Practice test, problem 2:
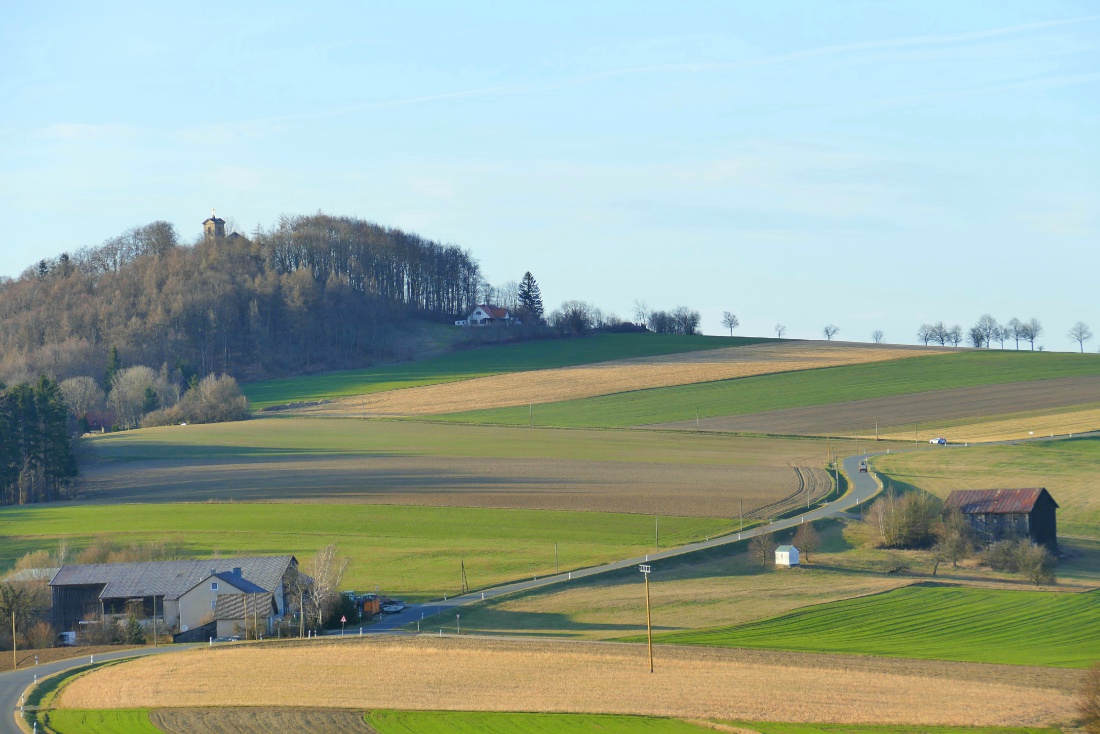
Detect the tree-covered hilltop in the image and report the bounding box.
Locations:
[0,214,482,384]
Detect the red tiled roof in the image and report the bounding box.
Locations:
[477,305,509,318]
[943,488,1056,515]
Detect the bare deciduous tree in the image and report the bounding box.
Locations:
[792,523,819,562]
[632,300,649,329]
[721,311,739,337]
[59,376,105,422]
[932,508,974,574]
[822,324,839,341]
[774,323,786,339]
[871,329,884,344]
[975,314,999,348]
[306,543,350,627]
[947,324,963,347]
[1069,321,1093,353]
[1007,317,1024,350]
[748,534,776,568]
[1020,318,1043,350]
[917,324,933,346]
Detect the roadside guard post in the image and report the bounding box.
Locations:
[639,564,653,673]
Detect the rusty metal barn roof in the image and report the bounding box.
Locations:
[943,488,1056,515]
[49,556,295,601]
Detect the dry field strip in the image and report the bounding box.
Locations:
[871,405,1100,443]
[80,426,842,517]
[60,636,1078,726]
[151,708,376,733]
[651,376,1100,438]
[296,342,934,417]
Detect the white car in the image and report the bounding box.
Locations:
[929,437,947,445]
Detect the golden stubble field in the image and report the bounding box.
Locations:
[60,636,1078,726]
[299,343,933,417]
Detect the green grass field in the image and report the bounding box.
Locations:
[432,350,1100,427]
[729,725,1055,734]
[243,333,750,408]
[0,503,729,600]
[644,585,1100,667]
[875,435,1100,539]
[47,709,159,734]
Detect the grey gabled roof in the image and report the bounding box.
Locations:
[50,556,295,601]
[214,592,276,621]
[776,545,797,552]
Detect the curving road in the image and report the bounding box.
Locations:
[367,451,886,632]
[3,645,193,734]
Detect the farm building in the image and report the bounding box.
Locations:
[775,545,800,567]
[49,555,301,635]
[455,304,520,327]
[943,488,1058,552]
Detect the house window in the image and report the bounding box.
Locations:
[211,600,216,610]
[211,581,218,591]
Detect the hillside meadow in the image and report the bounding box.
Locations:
[645,585,1100,668]
[78,419,850,517]
[55,636,1079,725]
[243,333,747,408]
[432,350,1100,428]
[874,436,1100,538]
[0,502,730,599]
[304,342,932,418]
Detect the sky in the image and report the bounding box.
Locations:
[1,1,1097,349]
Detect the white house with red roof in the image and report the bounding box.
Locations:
[455,304,520,327]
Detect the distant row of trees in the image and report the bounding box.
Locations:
[0,378,78,505]
[917,315,1044,350]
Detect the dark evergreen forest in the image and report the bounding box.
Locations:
[0,214,483,385]
[0,377,77,505]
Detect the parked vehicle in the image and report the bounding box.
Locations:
[57,631,76,646]
[381,599,406,614]
[858,460,868,473]
[929,437,947,445]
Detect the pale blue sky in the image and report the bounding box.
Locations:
[2,2,1097,349]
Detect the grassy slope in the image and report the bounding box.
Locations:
[431,351,1100,427]
[646,585,1100,668]
[0,503,728,600]
[47,709,159,734]
[84,415,839,467]
[874,436,1100,539]
[736,725,1054,734]
[243,333,750,408]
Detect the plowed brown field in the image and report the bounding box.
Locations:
[151,708,376,733]
[651,376,1100,439]
[297,343,933,417]
[59,636,1078,726]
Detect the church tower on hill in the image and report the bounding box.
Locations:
[203,208,226,240]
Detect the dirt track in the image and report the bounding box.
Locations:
[651,376,1100,436]
[151,708,377,733]
[59,636,1079,726]
[297,342,935,417]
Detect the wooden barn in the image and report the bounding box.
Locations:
[943,488,1058,552]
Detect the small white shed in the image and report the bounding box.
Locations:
[775,545,800,567]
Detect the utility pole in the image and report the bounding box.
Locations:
[739,499,743,532]
[639,564,653,673]
[555,543,559,574]
[11,611,15,670]
[529,403,533,428]
[695,407,700,431]
[875,417,879,441]
[655,517,659,550]
[152,596,158,647]
[300,590,305,638]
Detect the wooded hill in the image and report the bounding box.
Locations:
[0,214,483,385]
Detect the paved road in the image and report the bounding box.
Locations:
[2,645,192,734]
[368,451,886,632]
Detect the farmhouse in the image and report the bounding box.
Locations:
[455,304,520,327]
[49,555,300,636]
[943,488,1058,552]
[775,545,800,567]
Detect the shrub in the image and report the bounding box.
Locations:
[1016,542,1056,586]
[122,614,146,645]
[982,539,1021,571]
[24,621,55,649]
[143,373,249,426]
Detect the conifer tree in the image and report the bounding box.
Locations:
[517,271,544,322]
